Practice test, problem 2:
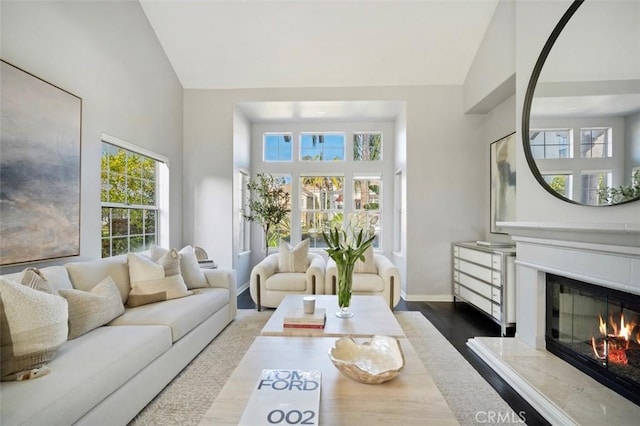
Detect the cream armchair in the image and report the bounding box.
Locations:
[250,252,326,310]
[325,254,401,309]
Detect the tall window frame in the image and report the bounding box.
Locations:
[253,122,392,253]
[100,134,168,258]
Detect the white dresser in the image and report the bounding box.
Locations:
[452,242,516,336]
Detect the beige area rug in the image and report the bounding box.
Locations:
[130,310,519,426]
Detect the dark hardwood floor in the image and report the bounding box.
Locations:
[237,290,550,426]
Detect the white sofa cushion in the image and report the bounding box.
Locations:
[109,288,228,342]
[150,245,209,289]
[266,273,307,291]
[0,277,68,382]
[127,252,192,307]
[278,239,310,273]
[354,246,377,274]
[0,324,171,426]
[58,276,125,339]
[352,274,385,292]
[66,255,130,303]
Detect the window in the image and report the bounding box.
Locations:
[529,130,571,159]
[299,176,344,248]
[353,133,382,161]
[239,171,250,253]
[580,128,612,158]
[101,141,164,258]
[353,175,381,248]
[264,133,292,162]
[300,133,345,161]
[581,170,611,205]
[543,173,572,198]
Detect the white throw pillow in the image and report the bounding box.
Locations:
[354,246,377,274]
[278,239,310,273]
[150,245,208,289]
[0,277,68,381]
[58,276,125,339]
[127,251,192,307]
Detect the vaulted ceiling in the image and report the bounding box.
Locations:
[140,0,499,90]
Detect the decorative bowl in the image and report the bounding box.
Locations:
[328,335,405,384]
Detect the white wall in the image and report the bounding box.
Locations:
[0,1,183,274]
[183,85,485,300]
[232,108,252,288]
[515,0,640,224]
[463,0,515,114]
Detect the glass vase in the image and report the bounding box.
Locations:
[335,261,355,318]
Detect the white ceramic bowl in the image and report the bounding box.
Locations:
[328,335,405,384]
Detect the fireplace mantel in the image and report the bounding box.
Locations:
[497,221,640,249]
[467,221,640,423]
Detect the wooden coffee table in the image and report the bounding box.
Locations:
[260,295,405,338]
[199,336,458,425]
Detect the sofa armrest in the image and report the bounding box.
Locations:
[306,253,326,295]
[325,258,338,294]
[374,254,401,308]
[249,254,280,310]
[203,268,237,319]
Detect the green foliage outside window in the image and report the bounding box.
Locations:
[101,143,158,258]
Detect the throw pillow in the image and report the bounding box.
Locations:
[278,239,310,273]
[19,268,54,294]
[0,277,68,381]
[150,245,209,289]
[354,246,377,274]
[127,251,192,307]
[58,276,125,339]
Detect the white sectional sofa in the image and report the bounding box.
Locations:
[0,253,237,426]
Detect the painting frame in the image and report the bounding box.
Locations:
[490,132,516,234]
[1,60,82,265]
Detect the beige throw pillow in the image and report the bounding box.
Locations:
[127,251,192,307]
[19,268,54,294]
[354,246,377,274]
[150,245,209,289]
[278,239,310,273]
[0,277,68,381]
[58,276,125,339]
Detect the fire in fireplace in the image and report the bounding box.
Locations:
[546,274,640,406]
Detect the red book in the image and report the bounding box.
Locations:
[283,323,325,329]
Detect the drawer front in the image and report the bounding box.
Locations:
[492,304,502,321]
[491,270,502,287]
[492,287,501,303]
[491,254,502,270]
[458,247,493,268]
[457,273,493,299]
[459,286,493,316]
[458,259,492,283]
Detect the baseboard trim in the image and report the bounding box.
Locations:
[402,294,454,302]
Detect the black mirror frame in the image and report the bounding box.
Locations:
[522,0,637,207]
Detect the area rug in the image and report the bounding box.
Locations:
[129,310,518,426]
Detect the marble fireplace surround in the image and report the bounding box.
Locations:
[468,222,640,425]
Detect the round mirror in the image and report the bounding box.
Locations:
[523,0,640,206]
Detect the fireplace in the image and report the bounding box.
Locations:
[546,273,640,406]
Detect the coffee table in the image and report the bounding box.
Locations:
[260,295,405,338]
[199,336,458,425]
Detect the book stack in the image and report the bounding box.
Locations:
[283,308,326,329]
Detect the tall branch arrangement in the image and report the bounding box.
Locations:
[245,173,290,256]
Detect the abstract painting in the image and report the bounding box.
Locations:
[490,133,516,234]
[1,60,81,265]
